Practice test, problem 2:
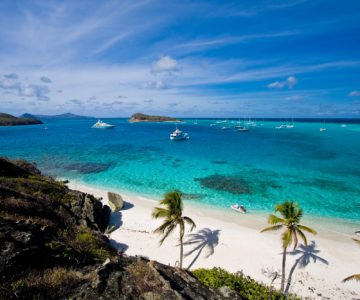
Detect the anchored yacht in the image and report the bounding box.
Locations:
[170,127,189,140]
[91,120,115,129]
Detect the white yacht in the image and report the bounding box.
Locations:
[91,120,115,129]
[170,127,189,140]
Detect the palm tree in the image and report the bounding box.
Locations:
[343,238,360,282]
[152,190,196,268]
[260,200,316,292]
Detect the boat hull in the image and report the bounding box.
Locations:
[231,205,246,214]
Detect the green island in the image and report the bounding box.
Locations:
[0,113,43,126]
[129,113,182,122]
[0,157,299,299]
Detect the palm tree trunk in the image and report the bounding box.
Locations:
[281,246,287,292]
[179,223,185,269]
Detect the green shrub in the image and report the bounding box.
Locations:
[191,267,299,300]
[72,232,115,262]
[46,241,78,262]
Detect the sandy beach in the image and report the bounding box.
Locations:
[68,181,360,300]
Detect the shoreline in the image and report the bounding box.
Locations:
[67,180,359,300]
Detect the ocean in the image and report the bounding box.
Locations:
[1,118,360,229]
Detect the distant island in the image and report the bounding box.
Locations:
[129,113,182,123]
[20,112,94,120]
[0,113,43,126]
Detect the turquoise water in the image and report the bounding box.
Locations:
[1,118,360,225]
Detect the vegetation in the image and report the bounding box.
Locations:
[191,267,300,300]
[261,200,316,293]
[343,238,360,282]
[129,113,181,122]
[0,112,43,126]
[152,190,196,268]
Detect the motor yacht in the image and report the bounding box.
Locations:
[91,120,115,129]
[170,127,189,140]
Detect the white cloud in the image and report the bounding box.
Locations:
[152,80,168,89]
[285,95,302,102]
[349,90,360,97]
[19,84,50,101]
[268,76,297,89]
[152,56,178,73]
[267,81,285,88]
[0,76,50,101]
[286,76,297,88]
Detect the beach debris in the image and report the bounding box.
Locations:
[194,174,252,194]
[107,192,123,211]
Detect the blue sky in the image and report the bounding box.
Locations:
[0,0,359,117]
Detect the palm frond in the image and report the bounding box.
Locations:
[159,222,177,245]
[268,214,285,225]
[154,220,173,235]
[297,225,317,235]
[343,274,360,282]
[282,229,293,248]
[152,207,171,219]
[296,228,308,247]
[183,216,196,231]
[260,225,283,232]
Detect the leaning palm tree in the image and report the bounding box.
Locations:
[152,190,196,268]
[343,238,360,282]
[261,200,316,292]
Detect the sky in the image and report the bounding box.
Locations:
[0,0,359,118]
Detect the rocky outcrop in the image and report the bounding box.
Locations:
[129,113,182,123]
[107,192,123,211]
[68,257,244,299]
[0,157,246,300]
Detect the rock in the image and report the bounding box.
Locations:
[107,192,123,212]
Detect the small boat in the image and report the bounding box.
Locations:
[341,124,347,128]
[170,127,189,140]
[320,120,326,131]
[355,230,360,237]
[237,128,249,132]
[221,126,230,130]
[231,204,247,214]
[234,125,243,128]
[92,120,115,129]
[210,123,216,127]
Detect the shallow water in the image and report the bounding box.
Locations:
[1,118,360,226]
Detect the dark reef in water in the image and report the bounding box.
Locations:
[211,161,228,164]
[65,162,111,174]
[194,174,252,194]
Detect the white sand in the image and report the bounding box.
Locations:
[68,181,360,300]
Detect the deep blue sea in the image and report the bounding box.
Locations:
[1,118,360,226]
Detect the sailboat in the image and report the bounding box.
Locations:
[320,120,327,131]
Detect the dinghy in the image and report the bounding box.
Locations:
[231,204,247,214]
